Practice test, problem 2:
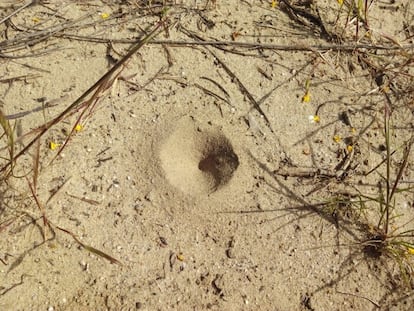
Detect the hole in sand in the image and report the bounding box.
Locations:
[159,120,239,195]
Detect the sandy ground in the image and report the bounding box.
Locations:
[1,1,414,310]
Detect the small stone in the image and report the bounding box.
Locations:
[145,191,155,202]
[80,261,88,271]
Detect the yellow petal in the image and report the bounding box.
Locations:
[49,141,60,151]
[337,0,344,5]
[346,145,353,153]
[408,247,414,255]
[101,12,110,19]
[333,135,342,143]
[302,91,311,103]
[75,124,83,132]
[177,253,185,261]
[308,115,320,123]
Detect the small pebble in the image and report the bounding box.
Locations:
[80,260,88,271]
[226,248,235,259]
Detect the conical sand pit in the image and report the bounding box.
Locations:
[159,119,239,195]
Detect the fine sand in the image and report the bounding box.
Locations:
[1,1,414,310]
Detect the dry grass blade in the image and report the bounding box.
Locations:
[336,290,380,308]
[207,48,274,133]
[0,0,33,25]
[66,192,100,206]
[32,137,40,190]
[73,36,414,51]
[0,12,93,56]
[26,177,48,239]
[55,226,122,265]
[389,136,414,200]
[0,109,15,175]
[150,40,414,51]
[0,217,16,234]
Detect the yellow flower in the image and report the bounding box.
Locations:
[49,141,61,151]
[302,79,311,103]
[337,0,344,5]
[302,91,311,103]
[308,115,320,123]
[407,247,414,255]
[75,124,83,132]
[271,0,278,8]
[346,145,353,153]
[177,253,185,261]
[100,12,110,19]
[333,135,342,143]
